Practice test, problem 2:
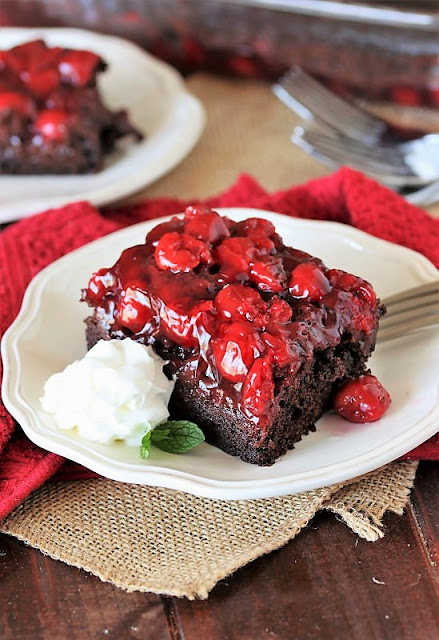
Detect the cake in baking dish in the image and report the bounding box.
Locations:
[82,206,383,465]
[0,39,142,174]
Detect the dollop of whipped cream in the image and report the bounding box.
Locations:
[40,339,174,446]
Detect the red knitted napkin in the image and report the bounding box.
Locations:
[1,168,438,520]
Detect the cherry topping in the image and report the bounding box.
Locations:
[184,207,230,244]
[333,374,391,423]
[145,217,184,246]
[262,332,298,368]
[289,262,331,301]
[215,236,256,281]
[34,46,63,73]
[161,300,213,347]
[241,355,274,418]
[268,297,292,324]
[357,283,377,306]
[252,236,276,255]
[21,68,59,99]
[58,50,100,87]
[328,269,377,306]
[116,287,153,334]
[214,284,267,324]
[34,109,70,141]
[81,207,384,437]
[0,91,35,117]
[236,217,276,239]
[155,232,212,272]
[250,259,285,293]
[85,268,117,302]
[6,40,48,75]
[212,322,264,383]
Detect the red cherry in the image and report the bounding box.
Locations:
[328,269,376,305]
[268,297,292,323]
[161,300,213,347]
[262,332,298,368]
[34,46,63,72]
[0,91,35,116]
[228,54,260,78]
[182,36,206,66]
[34,109,70,141]
[85,268,117,302]
[241,355,274,418]
[145,216,184,246]
[116,287,153,333]
[253,236,276,255]
[236,218,278,255]
[357,283,377,306]
[155,232,212,272]
[327,269,357,290]
[184,208,230,244]
[184,204,213,219]
[250,259,285,293]
[215,237,256,281]
[0,51,7,71]
[58,50,100,86]
[6,40,48,74]
[214,284,267,324]
[333,374,391,423]
[236,217,276,239]
[289,262,331,301]
[21,68,59,99]
[212,322,264,383]
[390,86,421,107]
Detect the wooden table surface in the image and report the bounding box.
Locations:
[1,73,439,640]
[0,461,438,639]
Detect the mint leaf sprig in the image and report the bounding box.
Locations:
[140,420,205,459]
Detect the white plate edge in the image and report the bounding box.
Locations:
[2,210,439,499]
[0,27,206,221]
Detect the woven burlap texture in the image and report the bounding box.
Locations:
[0,462,418,599]
[0,75,423,598]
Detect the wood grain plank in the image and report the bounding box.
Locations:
[408,462,439,579]
[1,463,438,640]
[173,464,439,640]
[0,535,173,640]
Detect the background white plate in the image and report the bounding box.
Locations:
[2,210,439,499]
[0,28,205,223]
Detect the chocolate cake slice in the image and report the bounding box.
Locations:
[82,206,383,465]
[0,39,142,174]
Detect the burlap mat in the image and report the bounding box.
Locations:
[0,463,418,599]
[0,74,425,598]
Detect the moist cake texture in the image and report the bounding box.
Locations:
[82,206,383,465]
[0,39,142,174]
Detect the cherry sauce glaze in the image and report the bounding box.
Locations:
[82,206,390,436]
[0,39,141,172]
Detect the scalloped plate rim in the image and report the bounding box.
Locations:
[2,210,439,499]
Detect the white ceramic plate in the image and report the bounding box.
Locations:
[0,28,205,223]
[2,209,439,499]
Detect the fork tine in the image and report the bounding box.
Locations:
[380,302,439,328]
[378,312,439,342]
[378,281,439,341]
[293,127,429,187]
[382,282,439,308]
[296,129,411,175]
[273,67,386,144]
[406,179,439,207]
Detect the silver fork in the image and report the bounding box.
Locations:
[293,127,439,188]
[273,67,387,145]
[273,67,439,204]
[379,281,439,342]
